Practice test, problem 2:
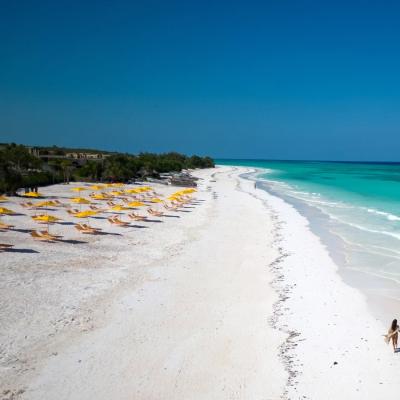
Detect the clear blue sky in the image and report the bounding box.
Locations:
[1,0,400,161]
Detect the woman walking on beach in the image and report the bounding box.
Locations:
[385,319,399,351]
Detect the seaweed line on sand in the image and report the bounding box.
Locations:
[236,171,305,400]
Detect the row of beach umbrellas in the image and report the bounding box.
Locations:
[1,185,197,235]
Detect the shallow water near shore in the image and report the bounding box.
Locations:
[220,160,400,326]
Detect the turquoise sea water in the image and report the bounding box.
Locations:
[218,160,400,288]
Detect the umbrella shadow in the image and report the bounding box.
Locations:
[144,219,163,223]
[96,231,123,236]
[13,228,34,234]
[130,224,148,229]
[57,239,88,244]
[163,214,180,218]
[5,248,40,254]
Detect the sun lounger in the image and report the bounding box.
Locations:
[148,208,164,217]
[74,224,101,234]
[163,203,179,211]
[107,216,130,226]
[89,205,105,212]
[0,243,14,251]
[128,212,147,221]
[81,223,101,231]
[30,230,56,242]
[21,201,34,208]
[39,230,63,240]
[0,222,15,230]
[66,209,80,215]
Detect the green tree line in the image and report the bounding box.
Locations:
[0,144,214,194]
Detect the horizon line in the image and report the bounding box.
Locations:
[215,158,400,164]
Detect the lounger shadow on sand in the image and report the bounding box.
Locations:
[6,248,40,254]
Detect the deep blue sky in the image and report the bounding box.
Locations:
[1,0,400,160]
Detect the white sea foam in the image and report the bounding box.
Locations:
[364,208,400,221]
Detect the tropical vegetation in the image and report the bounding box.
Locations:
[0,143,214,194]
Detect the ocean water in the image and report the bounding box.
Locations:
[217,160,400,298]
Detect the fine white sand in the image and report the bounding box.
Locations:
[2,165,400,400]
[0,167,285,399]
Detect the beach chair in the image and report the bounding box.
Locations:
[81,223,102,232]
[89,205,105,212]
[53,200,65,207]
[107,201,116,207]
[30,230,56,242]
[0,243,14,251]
[0,222,15,230]
[74,224,101,234]
[107,216,130,226]
[66,209,79,215]
[147,208,164,217]
[21,201,34,208]
[163,203,178,211]
[128,212,147,221]
[39,231,63,240]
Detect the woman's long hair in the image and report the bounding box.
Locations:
[391,319,398,331]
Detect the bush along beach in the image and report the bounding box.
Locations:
[0,143,215,194]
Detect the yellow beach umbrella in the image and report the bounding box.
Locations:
[151,198,163,203]
[125,189,139,194]
[71,197,91,204]
[90,184,105,190]
[74,210,98,218]
[111,205,129,211]
[71,187,87,192]
[0,207,14,215]
[127,201,145,207]
[110,191,124,196]
[35,200,57,207]
[32,215,61,223]
[112,183,125,187]
[91,194,109,200]
[23,191,42,198]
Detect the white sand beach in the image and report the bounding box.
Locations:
[1,166,400,399]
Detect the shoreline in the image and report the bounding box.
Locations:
[237,166,400,398]
[2,165,400,399]
[244,166,400,327]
